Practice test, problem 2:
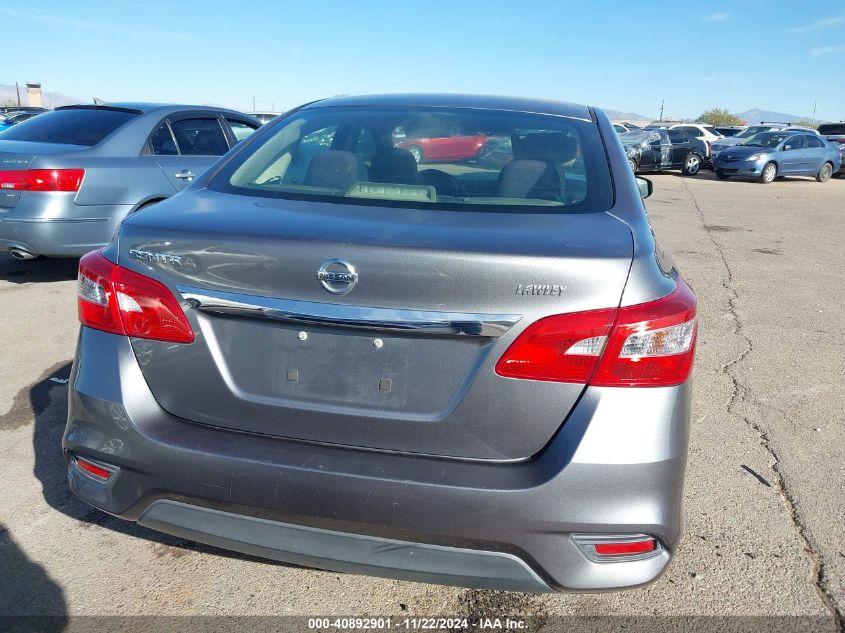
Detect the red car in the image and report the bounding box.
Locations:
[397,133,490,163]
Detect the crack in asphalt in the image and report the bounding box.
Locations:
[682,179,843,631]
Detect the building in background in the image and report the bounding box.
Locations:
[26,82,42,108]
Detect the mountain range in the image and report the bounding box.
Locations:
[1,87,824,125]
[731,108,810,125]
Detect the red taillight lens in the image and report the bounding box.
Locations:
[78,250,194,343]
[495,279,696,387]
[495,308,617,383]
[594,539,656,556]
[592,280,696,387]
[0,168,84,192]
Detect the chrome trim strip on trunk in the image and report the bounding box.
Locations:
[177,285,522,338]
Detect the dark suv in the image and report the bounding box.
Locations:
[818,123,845,177]
[621,129,706,175]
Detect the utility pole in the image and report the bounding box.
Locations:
[252,95,256,111]
[658,99,664,122]
[15,82,21,106]
[811,102,817,125]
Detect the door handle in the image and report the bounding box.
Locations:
[175,170,195,180]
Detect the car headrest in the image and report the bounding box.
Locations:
[304,150,368,190]
[498,159,561,201]
[369,148,418,184]
[192,130,224,155]
[512,132,578,163]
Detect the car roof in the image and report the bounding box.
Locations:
[57,102,249,116]
[302,94,594,120]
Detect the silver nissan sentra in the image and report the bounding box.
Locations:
[65,94,697,592]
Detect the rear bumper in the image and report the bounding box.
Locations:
[0,193,131,257]
[64,327,691,592]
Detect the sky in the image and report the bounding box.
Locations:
[3,0,844,121]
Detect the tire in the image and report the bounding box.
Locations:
[716,169,730,180]
[816,162,833,183]
[759,162,777,184]
[628,157,638,172]
[407,145,423,163]
[682,153,701,176]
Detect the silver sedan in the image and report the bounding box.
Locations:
[0,103,259,258]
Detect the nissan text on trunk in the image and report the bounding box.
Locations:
[66,94,697,592]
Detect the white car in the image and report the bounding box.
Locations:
[669,124,723,157]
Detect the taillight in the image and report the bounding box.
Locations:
[78,249,194,343]
[496,279,696,387]
[0,168,84,192]
[495,308,616,383]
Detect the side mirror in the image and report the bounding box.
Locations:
[783,144,792,151]
[637,177,653,199]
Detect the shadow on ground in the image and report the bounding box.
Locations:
[24,362,297,569]
[0,521,67,631]
[0,255,79,285]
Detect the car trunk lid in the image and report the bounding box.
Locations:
[118,191,633,460]
[0,141,86,210]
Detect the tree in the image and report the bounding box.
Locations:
[697,108,744,126]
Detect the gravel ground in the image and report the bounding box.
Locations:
[0,171,842,631]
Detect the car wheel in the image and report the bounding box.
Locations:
[628,158,638,172]
[816,162,833,183]
[716,169,730,180]
[682,153,701,176]
[407,145,423,163]
[759,162,777,184]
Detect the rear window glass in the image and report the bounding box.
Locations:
[210,106,613,213]
[818,123,845,135]
[0,108,137,146]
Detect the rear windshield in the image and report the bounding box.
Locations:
[209,106,613,213]
[818,123,845,135]
[0,108,137,146]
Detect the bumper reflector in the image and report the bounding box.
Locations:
[594,539,656,556]
[75,456,113,480]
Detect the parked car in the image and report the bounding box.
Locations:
[396,128,491,163]
[615,122,641,131]
[247,111,280,125]
[621,128,706,175]
[643,121,679,129]
[714,126,744,137]
[713,131,841,183]
[613,123,629,134]
[817,122,845,177]
[0,106,48,116]
[0,103,259,259]
[66,94,697,593]
[0,111,42,132]
[710,124,820,156]
[669,123,722,143]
